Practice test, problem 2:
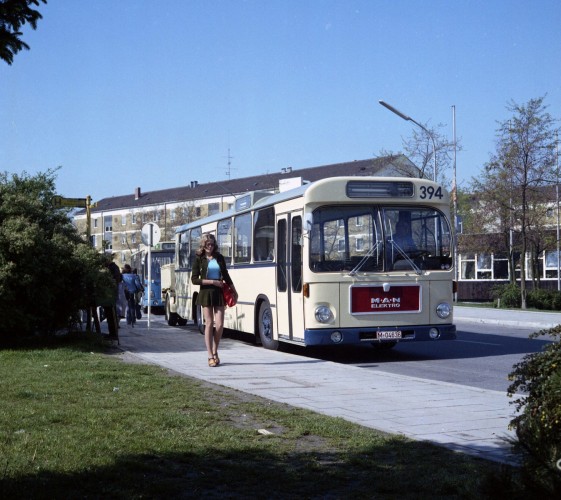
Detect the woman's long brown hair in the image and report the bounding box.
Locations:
[196,233,218,257]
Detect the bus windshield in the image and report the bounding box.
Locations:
[148,251,174,279]
[310,205,452,273]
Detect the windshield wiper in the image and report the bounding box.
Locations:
[349,241,382,276]
[389,239,422,275]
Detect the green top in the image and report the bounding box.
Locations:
[191,253,234,287]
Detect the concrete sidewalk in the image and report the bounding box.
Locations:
[455,305,561,329]
[112,309,539,465]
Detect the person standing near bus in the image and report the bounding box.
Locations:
[191,233,237,367]
[102,254,121,339]
[122,264,143,327]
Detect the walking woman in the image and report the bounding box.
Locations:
[191,233,237,367]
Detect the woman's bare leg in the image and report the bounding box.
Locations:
[203,306,215,359]
[213,307,225,350]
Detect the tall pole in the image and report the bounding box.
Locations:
[147,225,153,329]
[555,132,561,291]
[379,100,437,181]
[86,195,92,244]
[508,121,514,284]
[452,105,458,300]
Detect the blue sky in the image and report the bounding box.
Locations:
[1,0,560,201]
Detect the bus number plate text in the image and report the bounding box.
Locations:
[377,331,402,340]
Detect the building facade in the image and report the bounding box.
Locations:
[73,155,420,268]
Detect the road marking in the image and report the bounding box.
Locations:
[455,339,502,346]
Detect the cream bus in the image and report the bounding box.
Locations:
[164,176,456,350]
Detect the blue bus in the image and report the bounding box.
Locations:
[130,241,175,313]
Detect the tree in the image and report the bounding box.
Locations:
[471,96,558,308]
[379,122,460,187]
[0,0,47,65]
[402,122,459,185]
[0,169,114,338]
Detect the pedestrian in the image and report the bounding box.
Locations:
[102,254,121,339]
[191,233,237,367]
[117,267,128,319]
[132,268,144,320]
[122,264,143,327]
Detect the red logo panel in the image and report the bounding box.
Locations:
[351,285,420,314]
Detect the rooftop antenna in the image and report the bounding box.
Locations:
[225,148,236,180]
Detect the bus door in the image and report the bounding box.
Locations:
[275,212,304,341]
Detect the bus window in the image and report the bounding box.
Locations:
[291,216,302,292]
[234,213,251,263]
[277,219,287,291]
[178,230,190,268]
[190,227,202,268]
[310,206,383,272]
[150,252,173,279]
[253,207,274,262]
[218,219,233,260]
[384,208,452,271]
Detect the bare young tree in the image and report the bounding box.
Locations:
[471,96,558,308]
[380,122,460,185]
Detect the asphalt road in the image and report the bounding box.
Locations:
[147,314,553,393]
[278,319,552,392]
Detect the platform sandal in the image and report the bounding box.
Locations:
[208,357,217,367]
[213,353,220,366]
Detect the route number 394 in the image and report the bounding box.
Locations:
[419,186,443,200]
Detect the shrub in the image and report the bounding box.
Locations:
[551,291,561,311]
[527,288,554,310]
[507,325,561,496]
[492,283,521,308]
[0,169,114,338]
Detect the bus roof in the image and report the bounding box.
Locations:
[174,176,446,234]
[174,183,311,233]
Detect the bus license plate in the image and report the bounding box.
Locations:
[377,331,402,340]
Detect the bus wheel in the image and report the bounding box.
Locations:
[165,298,178,326]
[258,301,278,350]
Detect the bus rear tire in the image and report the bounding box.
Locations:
[165,298,178,326]
[258,301,278,350]
[194,301,205,335]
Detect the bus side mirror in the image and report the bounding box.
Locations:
[303,213,313,232]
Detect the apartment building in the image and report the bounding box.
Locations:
[72,155,419,268]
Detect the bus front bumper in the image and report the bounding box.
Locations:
[304,324,457,346]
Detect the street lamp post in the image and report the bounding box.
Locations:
[379,100,437,181]
[555,132,561,291]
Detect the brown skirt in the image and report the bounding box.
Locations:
[196,285,225,307]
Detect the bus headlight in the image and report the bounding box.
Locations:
[436,302,451,319]
[315,306,333,323]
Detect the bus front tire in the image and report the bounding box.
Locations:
[258,301,279,350]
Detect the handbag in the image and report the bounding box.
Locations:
[222,282,237,307]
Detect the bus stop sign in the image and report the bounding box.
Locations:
[141,222,161,247]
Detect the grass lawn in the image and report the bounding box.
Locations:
[0,333,520,499]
